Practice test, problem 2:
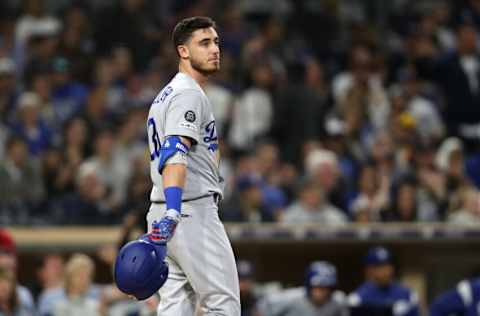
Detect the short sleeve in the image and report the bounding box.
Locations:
[165,89,202,143]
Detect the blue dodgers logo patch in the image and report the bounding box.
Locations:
[184,111,196,122]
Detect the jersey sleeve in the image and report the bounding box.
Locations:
[429,287,466,316]
[165,89,202,143]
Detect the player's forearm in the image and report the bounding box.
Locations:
[153,135,192,240]
[162,163,187,189]
[162,163,186,215]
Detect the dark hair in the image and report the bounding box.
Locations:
[0,267,18,313]
[172,16,216,53]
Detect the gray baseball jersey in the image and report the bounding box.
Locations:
[147,72,222,202]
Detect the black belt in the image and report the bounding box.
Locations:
[152,193,221,206]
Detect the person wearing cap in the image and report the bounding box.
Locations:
[50,57,88,126]
[258,261,348,316]
[0,229,35,315]
[348,247,419,316]
[11,91,53,156]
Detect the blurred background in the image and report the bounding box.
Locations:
[0,0,480,315]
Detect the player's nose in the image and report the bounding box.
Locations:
[211,44,220,55]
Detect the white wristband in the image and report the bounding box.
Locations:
[165,209,181,222]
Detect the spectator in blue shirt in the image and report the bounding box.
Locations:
[11,92,53,156]
[51,57,88,125]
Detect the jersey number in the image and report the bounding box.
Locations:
[148,117,161,160]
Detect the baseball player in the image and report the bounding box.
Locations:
[348,246,419,316]
[430,277,480,316]
[144,16,241,315]
[257,261,349,316]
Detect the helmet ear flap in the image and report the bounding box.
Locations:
[114,239,169,300]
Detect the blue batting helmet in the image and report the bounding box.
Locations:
[305,261,337,291]
[114,238,169,300]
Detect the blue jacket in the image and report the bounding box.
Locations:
[430,278,480,316]
[348,281,419,316]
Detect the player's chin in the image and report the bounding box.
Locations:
[202,64,220,74]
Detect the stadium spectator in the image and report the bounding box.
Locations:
[305,148,348,211]
[0,229,35,316]
[51,253,100,316]
[414,142,448,221]
[349,162,389,222]
[253,142,288,218]
[83,127,131,211]
[11,92,53,156]
[271,61,326,165]
[383,176,421,222]
[333,44,390,131]
[435,137,473,212]
[57,4,94,84]
[0,137,44,224]
[281,178,347,225]
[15,0,61,79]
[447,186,480,225]
[435,23,480,145]
[50,57,88,126]
[204,78,234,137]
[0,267,31,316]
[0,57,18,125]
[94,0,161,70]
[229,61,274,152]
[36,254,65,316]
[222,173,273,222]
[49,161,109,225]
[45,117,90,199]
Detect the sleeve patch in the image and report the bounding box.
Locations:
[184,110,196,122]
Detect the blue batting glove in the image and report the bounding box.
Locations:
[148,209,181,243]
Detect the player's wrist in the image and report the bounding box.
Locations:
[164,209,181,223]
[164,186,182,213]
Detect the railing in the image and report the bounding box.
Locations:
[9,223,480,251]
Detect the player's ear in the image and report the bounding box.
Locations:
[177,45,189,59]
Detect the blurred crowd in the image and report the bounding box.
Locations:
[0,0,480,226]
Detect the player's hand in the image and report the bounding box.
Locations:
[148,209,181,244]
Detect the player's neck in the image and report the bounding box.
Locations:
[179,64,208,88]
